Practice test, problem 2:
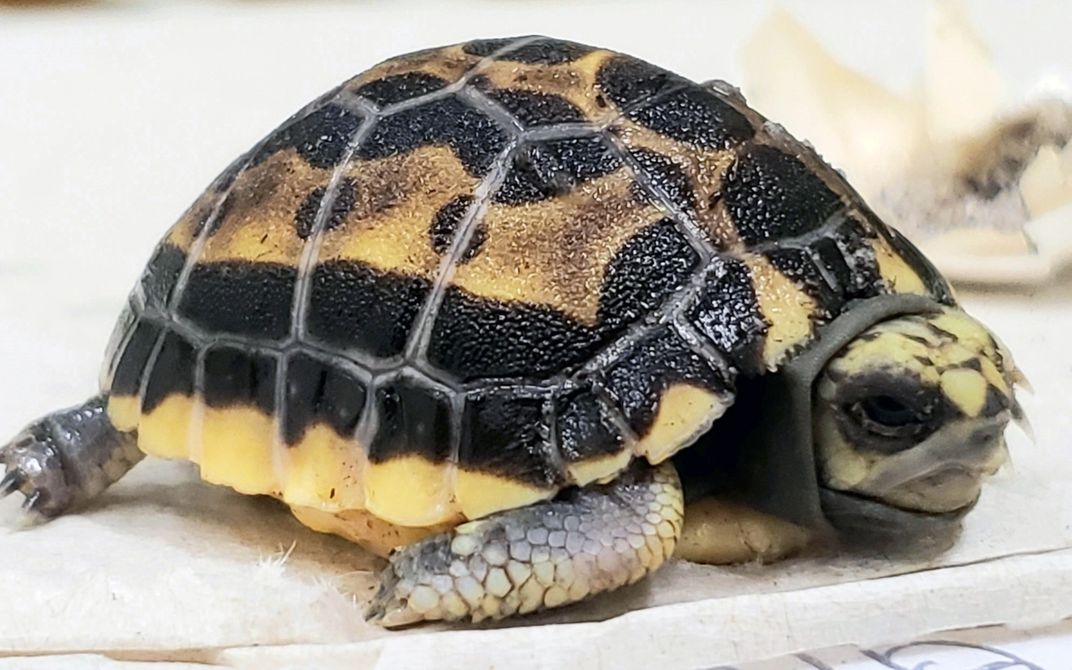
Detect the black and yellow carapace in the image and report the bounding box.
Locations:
[2,37,1026,626]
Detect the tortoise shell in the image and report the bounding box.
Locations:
[99,36,953,528]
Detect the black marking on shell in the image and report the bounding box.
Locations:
[829,216,884,298]
[368,377,454,463]
[460,390,563,488]
[721,144,844,246]
[597,55,687,110]
[427,219,697,381]
[461,38,522,58]
[602,330,733,438]
[427,287,601,382]
[356,96,509,177]
[627,149,698,218]
[625,85,755,150]
[251,103,365,170]
[354,72,451,107]
[479,88,587,128]
[599,218,698,331]
[294,178,358,240]
[467,37,593,65]
[141,243,187,310]
[284,353,368,444]
[306,260,429,359]
[176,262,297,343]
[141,330,197,414]
[202,345,278,415]
[555,385,627,465]
[493,135,622,205]
[687,257,768,374]
[109,319,164,397]
[429,195,485,262]
[765,247,843,319]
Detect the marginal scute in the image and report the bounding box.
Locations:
[197,403,281,496]
[554,386,630,485]
[108,319,164,399]
[201,345,278,416]
[602,330,733,449]
[140,243,187,309]
[368,376,454,463]
[745,254,820,369]
[459,391,563,490]
[365,455,456,526]
[283,353,367,444]
[141,330,197,414]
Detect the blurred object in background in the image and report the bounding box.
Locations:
[741,0,1072,287]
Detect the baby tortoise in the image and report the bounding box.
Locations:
[1,36,1025,626]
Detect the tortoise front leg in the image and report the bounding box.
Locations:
[1,395,143,522]
[367,461,683,626]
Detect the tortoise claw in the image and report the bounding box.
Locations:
[0,470,22,498]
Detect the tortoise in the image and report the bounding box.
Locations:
[1,36,1025,626]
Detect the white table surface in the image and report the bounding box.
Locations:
[1,2,1070,668]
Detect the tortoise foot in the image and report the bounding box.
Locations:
[366,461,683,627]
[1,395,142,522]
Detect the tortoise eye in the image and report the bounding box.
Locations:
[851,395,931,440]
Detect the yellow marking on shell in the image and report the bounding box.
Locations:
[940,368,989,418]
[610,117,741,248]
[196,405,281,496]
[364,456,457,527]
[745,254,819,369]
[165,184,227,252]
[344,44,481,95]
[107,395,141,433]
[289,505,451,558]
[566,449,632,487]
[475,49,619,125]
[282,423,366,511]
[452,168,665,325]
[634,384,728,464]
[195,149,330,265]
[872,236,928,295]
[317,146,480,277]
[136,394,195,460]
[454,470,555,521]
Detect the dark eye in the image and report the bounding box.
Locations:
[851,395,930,439]
[862,395,917,426]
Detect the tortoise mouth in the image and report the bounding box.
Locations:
[817,485,977,553]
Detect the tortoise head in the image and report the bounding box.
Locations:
[812,307,1026,548]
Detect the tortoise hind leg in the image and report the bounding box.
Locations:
[1,394,143,522]
[367,461,683,627]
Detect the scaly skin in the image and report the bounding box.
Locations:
[366,461,683,627]
[1,395,142,521]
